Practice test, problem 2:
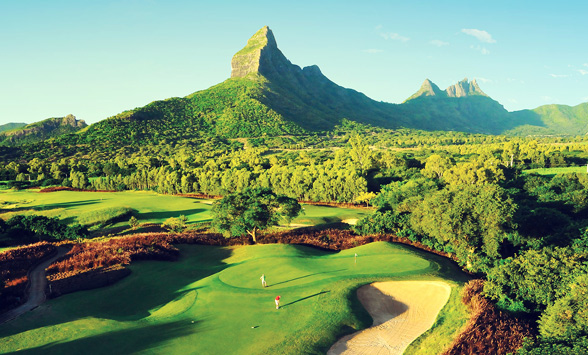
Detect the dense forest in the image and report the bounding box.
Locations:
[2,122,588,353]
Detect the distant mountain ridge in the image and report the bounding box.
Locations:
[0,115,86,146]
[11,26,587,147]
[405,78,488,102]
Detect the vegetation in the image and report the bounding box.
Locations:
[212,187,301,242]
[0,242,56,312]
[76,207,134,228]
[0,242,468,354]
[0,215,87,246]
[2,26,588,354]
[161,215,188,233]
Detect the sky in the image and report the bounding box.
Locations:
[1,0,587,125]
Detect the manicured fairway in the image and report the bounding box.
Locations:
[0,242,469,354]
[0,190,214,227]
[0,190,370,229]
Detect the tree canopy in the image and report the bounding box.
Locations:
[211,187,301,242]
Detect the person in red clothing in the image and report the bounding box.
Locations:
[275,295,281,309]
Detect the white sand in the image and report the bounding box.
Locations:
[328,281,451,355]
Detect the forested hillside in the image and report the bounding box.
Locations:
[0,115,86,146]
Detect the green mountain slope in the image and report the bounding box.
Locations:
[0,115,86,146]
[402,79,545,134]
[16,26,588,150]
[0,123,26,133]
[507,103,588,135]
[80,25,405,144]
[80,75,304,147]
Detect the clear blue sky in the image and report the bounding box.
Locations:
[1,0,587,125]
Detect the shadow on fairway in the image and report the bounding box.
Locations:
[11,320,198,355]
[270,269,346,288]
[138,208,207,220]
[0,245,233,341]
[281,290,330,308]
[3,199,102,213]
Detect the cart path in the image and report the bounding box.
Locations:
[328,281,451,355]
[0,246,70,324]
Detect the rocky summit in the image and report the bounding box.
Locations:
[445,78,488,98]
[231,26,293,79]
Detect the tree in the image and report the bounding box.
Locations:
[539,273,588,340]
[348,135,374,175]
[484,246,588,313]
[212,187,301,242]
[422,154,452,179]
[129,216,139,230]
[162,215,187,233]
[410,184,517,272]
[354,191,376,207]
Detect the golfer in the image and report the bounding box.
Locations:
[275,295,281,309]
[260,274,267,287]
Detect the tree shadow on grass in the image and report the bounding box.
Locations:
[3,199,102,214]
[269,269,346,288]
[11,320,199,355]
[281,290,330,308]
[38,200,102,210]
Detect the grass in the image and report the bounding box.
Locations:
[76,207,134,228]
[0,190,371,231]
[404,285,469,354]
[523,166,587,177]
[0,242,469,354]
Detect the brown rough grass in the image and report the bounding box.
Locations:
[441,279,534,355]
[0,242,56,312]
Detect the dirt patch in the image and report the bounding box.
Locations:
[328,281,451,355]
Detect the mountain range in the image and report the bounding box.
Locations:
[2,26,588,146]
[0,115,86,146]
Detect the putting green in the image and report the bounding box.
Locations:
[0,242,468,354]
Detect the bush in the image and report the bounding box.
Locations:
[2,215,88,245]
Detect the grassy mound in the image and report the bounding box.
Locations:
[0,242,469,354]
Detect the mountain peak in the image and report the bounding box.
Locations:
[231,26,293,79]
[445,78,488,98]
[404,79,444,102]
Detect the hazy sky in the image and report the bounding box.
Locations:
[1,0,587,125]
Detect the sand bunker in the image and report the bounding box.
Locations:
[328,281,451,355]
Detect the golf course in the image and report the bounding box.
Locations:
[0,242,469,354]
[0,190,373,231]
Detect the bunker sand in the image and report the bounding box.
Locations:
[328,281,451,355]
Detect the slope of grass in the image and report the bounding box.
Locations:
[0,242,469,354]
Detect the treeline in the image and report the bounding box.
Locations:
[2,132,587,205]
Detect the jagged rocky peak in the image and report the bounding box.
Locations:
[418,79,443,96]
[60,114,86,127]
[445,78,488,98]
[231,26,295,79]
[404,79,444,101]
